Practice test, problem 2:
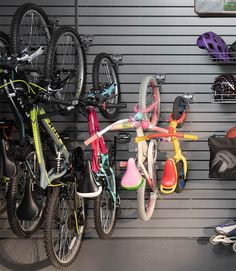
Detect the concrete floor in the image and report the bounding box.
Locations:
[0,238,236,271]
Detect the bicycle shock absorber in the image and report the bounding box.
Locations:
[56,151,63,174]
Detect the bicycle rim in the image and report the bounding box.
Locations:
[48,186,85,266]
[11,5,51,81]
[100,188,116,234]
[94,173,117,238]
[92,53,120,119]
[139,75,160,126]
[137,140,158,221]
[48,28,85,103]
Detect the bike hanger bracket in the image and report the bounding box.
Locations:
[80,35,94,49]
[111,54,123,66]
[156,74,166,85]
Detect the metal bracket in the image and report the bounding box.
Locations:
[156,74,166,85]
[80,35,94,49]
[183,93,194,104]
[49,16,61,29]
[111,54,123,66]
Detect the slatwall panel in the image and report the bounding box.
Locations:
[0,0,236,239]
[76,0,236,238]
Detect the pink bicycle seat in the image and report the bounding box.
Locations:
[121,158,143,190]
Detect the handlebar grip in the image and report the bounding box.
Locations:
[16,65,38,73]
[102,103,127,109]
[84,134,100,146]
[183,134,198,140]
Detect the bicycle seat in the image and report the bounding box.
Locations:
[160,158,177,194]
[121,158,143,190]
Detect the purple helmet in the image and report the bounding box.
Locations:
[196,32,230,62]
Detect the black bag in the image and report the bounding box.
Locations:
[208,135,236,179]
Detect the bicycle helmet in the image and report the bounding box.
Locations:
[211,74,236,99]
[196,32,230,61]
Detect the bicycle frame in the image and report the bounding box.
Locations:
[85,105,167,192]
[87,106,117,203]
[30,105,70,189]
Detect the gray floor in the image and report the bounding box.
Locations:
[0,238,236,271]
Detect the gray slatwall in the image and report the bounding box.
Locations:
[0,0,236,239]
[77,0,236,238]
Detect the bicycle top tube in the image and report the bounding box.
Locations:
[133,101,159,114]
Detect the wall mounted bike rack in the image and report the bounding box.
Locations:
[156,74,166,85]
[111,54,123,67]
[80,35,94,49]
[48,16,61,29]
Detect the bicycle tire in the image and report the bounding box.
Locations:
[44,185,85,268]
[138,75,160,126]
[0,32,10,214]
[0,179,7,215]
[10,3,51,81]
[92,53,121,119]
[0,31,10,55]
[44,26,86,108]
[94,144,118,238]
[137,139,158,221]
[172,96,186,129]
[175,161,187,193]
[6,147,46,238]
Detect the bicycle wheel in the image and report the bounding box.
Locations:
[0,178,7,214]
[172,96,186,128]
[44,26,86,106]
[137,139,158,221]
[10,3,51,81]
[44,184,85,269]
[139,75,160,126]
[6,148,46,238]
[92,53,120,119]
[0,31,10,55]
[175,161,187,193]
[94,145,118,238]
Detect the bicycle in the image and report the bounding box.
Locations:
[136,96,198,194]
[1,77,86,268]
[85,75,163,221]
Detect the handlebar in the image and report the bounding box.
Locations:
[135,132,198,143]
[0,46,44,72]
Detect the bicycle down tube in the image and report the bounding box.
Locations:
[30,106,70,189]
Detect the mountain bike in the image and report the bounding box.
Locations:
[0,75,86,268]
[0,45,50,238]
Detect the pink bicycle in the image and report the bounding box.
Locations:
[77,53,127,238]
[85,75,165,221]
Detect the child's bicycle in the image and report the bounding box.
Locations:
[136,95,198,195]
[85,75,164,221]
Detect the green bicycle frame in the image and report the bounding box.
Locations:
[30,105,70,189]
